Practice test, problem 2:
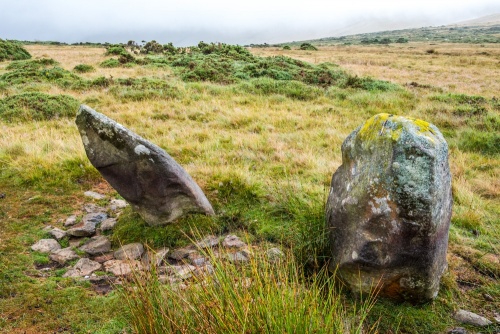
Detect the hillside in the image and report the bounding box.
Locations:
[279,14,500,46]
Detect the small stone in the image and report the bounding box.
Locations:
[31,239,61,253]
[83,203,103,213]
[195,235,220,249]
[222,235,246,248]
[447,328,467,334]
[227,252,249,263]
[266,248,284,263]
[114,243,144,260]
[63,258,102,277]
[454,309,492,327]
[93,253,115,263]
[169,247,196,260]
[482,293,494,302]
[49,247,79,265]
[188,252,208,266]
[42,225,53,232]
[104,259,142,276]
[100,218,117,232]
[84,191,106,200]
[49,228,66,241]
[79,235,111,255]
[166,265,196,280]
[64,215,78,227]
[109,199,128,211]
[66,212,107,237]
[141,248,169,268]
[195,263,215,276]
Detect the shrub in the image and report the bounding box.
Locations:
[142,40,164,54]
[282,45,291,50]
[100,58,121,68]
[0,92,80,122]
[73,64,95,73]
[0,39,31,61]
[299,43,318,51]
[105,45,128,56]
[0,61,82,87]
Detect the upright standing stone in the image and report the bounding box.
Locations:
[326,113,452,303]
[75,105,215,226]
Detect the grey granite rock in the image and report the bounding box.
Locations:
[453,310,492,327]
[326,113,452,303]
[84,191,106,200]
[79,235,111,255]
[100,218,117,232]
[31,239,61,253]
[50,247,79,265]
[104,259,142,276]
[66,212,107,237]
[114,243,144,260]
[222,235,246,248]
[75,105,215,226]
[63,258,102,277]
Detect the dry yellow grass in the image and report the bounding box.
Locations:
[251,43,500,98]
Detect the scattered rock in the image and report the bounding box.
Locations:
[79,235,111,255]
[68,237,86,248]
[76,105,215,226]
[195,263,215,276]
[169,247,197,261]
[447,328,467,334]
[196,235,220,249]
[84,191,106,200]
[266,247,284,263]
[141,248,169,268]
[49,228,66,241]
[49,247,79,265]
[222,235,246,248]
[93,253,115,264]
[31,239,61,253]
[63,258,102,277]
[187,252,208,266]
[100,218,117,232]
[64,215,78,227]
[114,243,144,260]
[109,199,128,211]
[104,259,142,276]
[66,212,107,237]
[326,113,452,303]
[83,203,103,213]
[165,265,196,280]
[227,252,249,263]
[453,309,492,327]
[483,293,494,302]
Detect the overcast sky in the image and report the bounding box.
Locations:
[1,0,498,46]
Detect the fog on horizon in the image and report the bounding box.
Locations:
[1,0,499,46]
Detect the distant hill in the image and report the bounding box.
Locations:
[279,14,500,46]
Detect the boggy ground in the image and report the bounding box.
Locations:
[0,42,498,333]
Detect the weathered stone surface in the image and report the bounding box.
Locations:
[165,265,196,280]
[100,218,117,232]
[222,235,246,248]
[66,212,107,237]
[84,191,106,200]
[195,235,220,249]
[64,215,77,227]
[453,310,492,327]
[169,247,197,261]
[109,199,128,211]
[49,227,66,241]
[447,328,467,334]
[326,113,452,303]
[141,248,169,268]
[227,252,249,263]
[104,259,142,276]
[75,105,215,226]
[79,235,111,255]
[63,258,102,277]
[114,243,144,260]
[266,247,284,263]
[50,247,79,265]
[93,253,114,263]
[31,239,61,253]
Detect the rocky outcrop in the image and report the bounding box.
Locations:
[326,113,452,303]
[75,105,214,226]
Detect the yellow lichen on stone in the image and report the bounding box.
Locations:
[358,113,437,144]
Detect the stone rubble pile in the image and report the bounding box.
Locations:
[30,191,276,294]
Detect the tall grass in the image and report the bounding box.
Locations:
[123,247,378,334]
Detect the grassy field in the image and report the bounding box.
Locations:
[0,42,499,333]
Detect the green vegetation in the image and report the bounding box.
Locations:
[0,39,31,61]
[0,92,80,122]
[124,248,376,334]
[73,64,95,73]
[300,42,318,50]
[0,41,498,333]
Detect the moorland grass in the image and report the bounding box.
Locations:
[0,42,498,333]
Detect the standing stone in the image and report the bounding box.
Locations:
[326,113,452,303]
[75,105,215,226]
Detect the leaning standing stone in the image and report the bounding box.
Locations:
[75,105,215,226]
[326,113,452,303]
